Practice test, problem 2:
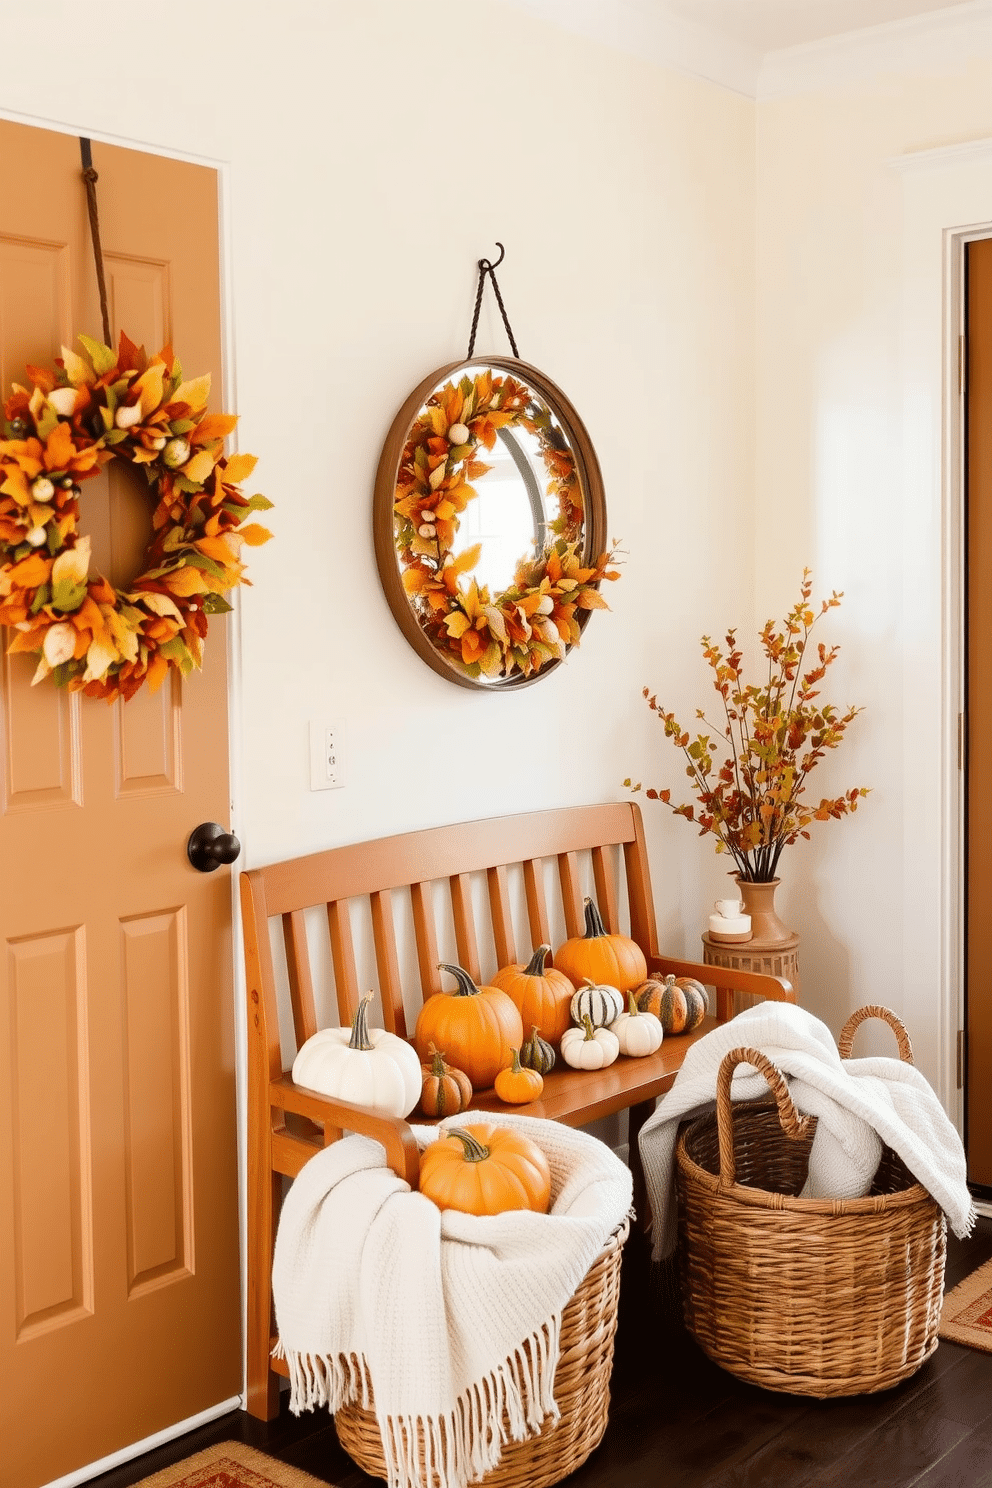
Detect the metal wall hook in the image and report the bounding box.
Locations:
[479,241,505,271]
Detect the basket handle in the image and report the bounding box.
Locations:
[715,1046,814,1188]
[837,1004,914,1064]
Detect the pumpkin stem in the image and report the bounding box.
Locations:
[348,991,375,1051]
[582,897,608,940]
[438,962,481,997]
[522,944,552,976]
[428,1044,448,1077]
[627,991,640,1016]
[508,1047,523,1075]
[581,1014,597,1041]
[443,1126,491,1163]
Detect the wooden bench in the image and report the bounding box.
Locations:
[239,799,796,1420]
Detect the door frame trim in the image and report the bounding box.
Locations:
[891,135,992,1131]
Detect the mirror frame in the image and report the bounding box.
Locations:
[373,356,607,690]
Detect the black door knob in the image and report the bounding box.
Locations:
[187,821,242,873]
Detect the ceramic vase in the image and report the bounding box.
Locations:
[734,877,796,948]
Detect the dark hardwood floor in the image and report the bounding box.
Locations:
[88,1212,992,1488]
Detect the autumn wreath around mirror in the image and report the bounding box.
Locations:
[373,357,618,689]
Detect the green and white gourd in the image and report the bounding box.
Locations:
[291,991,422,1118]
[569,977,624,1030]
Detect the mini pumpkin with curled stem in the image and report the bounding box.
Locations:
[418,1043,473,1119]
[418,1122,551,1216]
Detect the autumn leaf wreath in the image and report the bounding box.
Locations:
[0,332,271,703]
[394,367,619,682]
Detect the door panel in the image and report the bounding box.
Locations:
[0,122,240,1488]
[966,234,992,1189]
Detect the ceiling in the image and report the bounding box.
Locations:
[659,0,976,54]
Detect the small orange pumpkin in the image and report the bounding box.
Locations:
[494,1048,544,1105]
[418,1122,551,1216]
[553,897,647,994]
[413,963,523,1092]
[637,974,708,1035]
[490,944,574,1047]
[419,1044,473,1119]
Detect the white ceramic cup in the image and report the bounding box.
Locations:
[714,898,742,918]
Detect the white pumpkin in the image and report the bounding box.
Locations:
[569,978,624,1030]
[610,992,664,1058]
[560,1015,620,1070]
[291,992,422,1117]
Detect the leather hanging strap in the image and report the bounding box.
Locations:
[466,242,519,360]
[79,137,112,347]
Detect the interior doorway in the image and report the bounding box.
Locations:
[965,234,992,1195]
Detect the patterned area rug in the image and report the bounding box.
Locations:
[939,1256,992,1353]
[128,1443,334,1488]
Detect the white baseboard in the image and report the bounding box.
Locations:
[42,1397,243,1488]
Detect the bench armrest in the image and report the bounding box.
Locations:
[269,1074,421,1186]
[647,953,795,1009]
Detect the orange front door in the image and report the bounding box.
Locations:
[0,122,241,1488]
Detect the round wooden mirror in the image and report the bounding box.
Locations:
[373,357,610,689]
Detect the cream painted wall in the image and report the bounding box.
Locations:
[756,55,992,1099]
[0,0,757,949]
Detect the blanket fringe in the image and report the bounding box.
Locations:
[276,1314,562,1488]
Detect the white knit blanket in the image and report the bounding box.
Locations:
[638,1001,976,1260]
[272,1111,632,1488]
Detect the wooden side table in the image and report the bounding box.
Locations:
[702,931,801,1008]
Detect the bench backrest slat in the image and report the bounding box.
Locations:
[487,863,517,969]
[284,908,317,1048]
[557,850,585,938]
[241,802,659,1071]
[450,872,481,982]
[371,889,407,1038]
[522,857,551,951]
[410,880,442,1003]
[592,845,619,932]
[327,899,360,1026]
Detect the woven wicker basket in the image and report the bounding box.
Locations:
[675,1005,946,1398]
[334,1213,629,1488]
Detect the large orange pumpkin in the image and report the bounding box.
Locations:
[418,1123,551,1216]
[553,897,647,994]
[490,944,574,1047]
[414,963,523,1091]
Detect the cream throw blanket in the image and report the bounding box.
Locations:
[272,1111,632,1488]
[638,1001,976,1261]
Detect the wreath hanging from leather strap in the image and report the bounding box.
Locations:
[0,331,271,703]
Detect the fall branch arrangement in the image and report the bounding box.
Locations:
[626,570,869,882]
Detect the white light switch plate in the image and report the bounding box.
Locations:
[309,720,346,791]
